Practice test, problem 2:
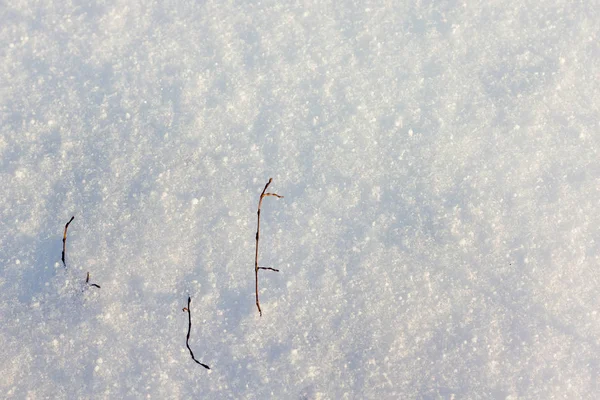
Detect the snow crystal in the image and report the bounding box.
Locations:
[1,0,598,398]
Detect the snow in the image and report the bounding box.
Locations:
[1,0,599,398]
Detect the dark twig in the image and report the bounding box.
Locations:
[62,216,75,267]
[255,178,283,316]
[86,272,101,289]
[258,267,279,272]
[183,297,210,369]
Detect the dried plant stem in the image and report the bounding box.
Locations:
[86,272,101,289]
[255,178,283,316]
[62,216,75,267]
[183,297,210,369]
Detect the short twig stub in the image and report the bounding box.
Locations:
[62,216,75,267]
[86,272,101,289]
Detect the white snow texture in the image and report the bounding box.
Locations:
[1,0,599,399]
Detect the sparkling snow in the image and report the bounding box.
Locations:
[1,0,599,398]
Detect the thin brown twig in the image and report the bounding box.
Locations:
[62,216,75,267]
[255,178,283,316]
[183,296,210,369]
[86,272,101,289]
[258,267,279,272]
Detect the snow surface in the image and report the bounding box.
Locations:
[1,0,599,398]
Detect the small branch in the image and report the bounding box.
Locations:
[183,296,210,369]
[62,216,75,267]
[258,267,280,272]
[255,178,283,316]
[86,272,101,289]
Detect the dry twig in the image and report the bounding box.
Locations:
[254,178,283,316]
[183,296,210,369]
[86,272,101,289]
[62,216,75,267]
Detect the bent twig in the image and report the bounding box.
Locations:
[62,216,75,267]
[86,272,101,289]
[183,296,210,369]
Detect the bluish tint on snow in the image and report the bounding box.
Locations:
[1,1,599,398]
